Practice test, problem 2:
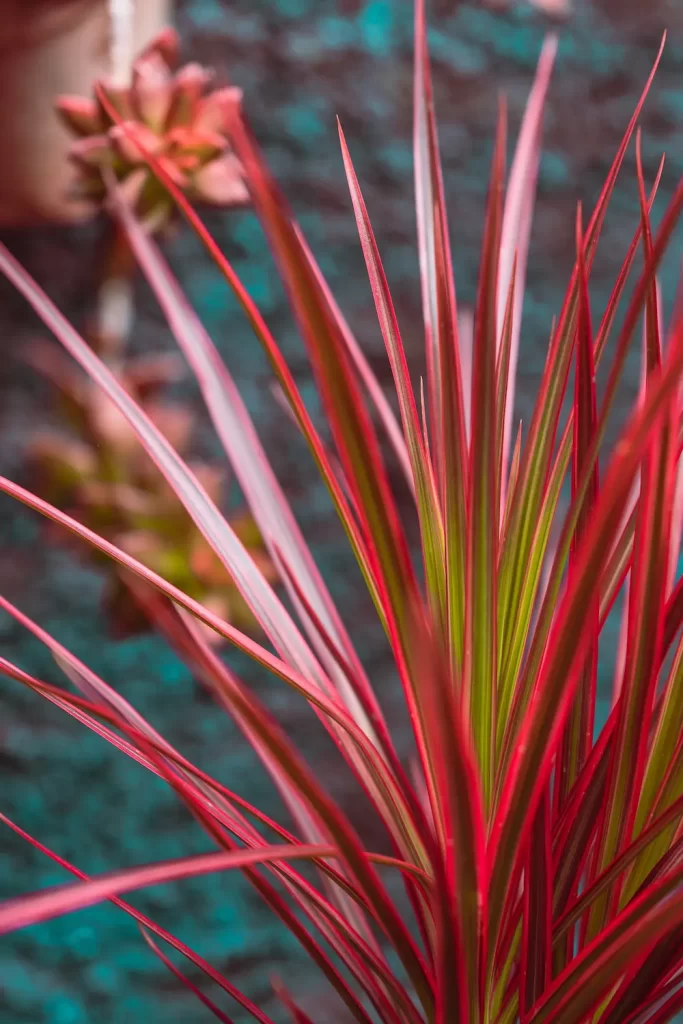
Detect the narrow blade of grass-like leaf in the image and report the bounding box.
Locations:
[436,206,469,675]
[601,508,638,624]
[465,101,505,809]
[0,842,327,929]
[520,789,552,1016]
[495,256,517,522]
[665,424,683,594]
[0,593,174,753]
[554,205,599,815]
[414,0,445,474]
[495,382,567,769]
[500,421,522,542]
[497,34,557,503]
[459,309,474,448]
[636,131,663,372]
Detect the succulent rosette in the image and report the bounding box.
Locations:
[56,28,249,230]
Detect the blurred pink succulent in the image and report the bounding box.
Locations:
[26,338,275,643]
[56,28,249,231]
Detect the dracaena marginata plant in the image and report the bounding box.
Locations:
[0,3,682,1022]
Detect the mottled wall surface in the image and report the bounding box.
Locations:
[0,1,681,1021]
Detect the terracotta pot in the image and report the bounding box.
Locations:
[0,0,171,225]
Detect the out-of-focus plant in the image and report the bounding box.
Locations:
[32,24,263,642]
[56,27,248,232]
[25,334,274,641]
[0,2,682,1022]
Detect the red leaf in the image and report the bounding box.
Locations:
[520,789,552,1016]
[465,100,505,809]
[554,204,600,817]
